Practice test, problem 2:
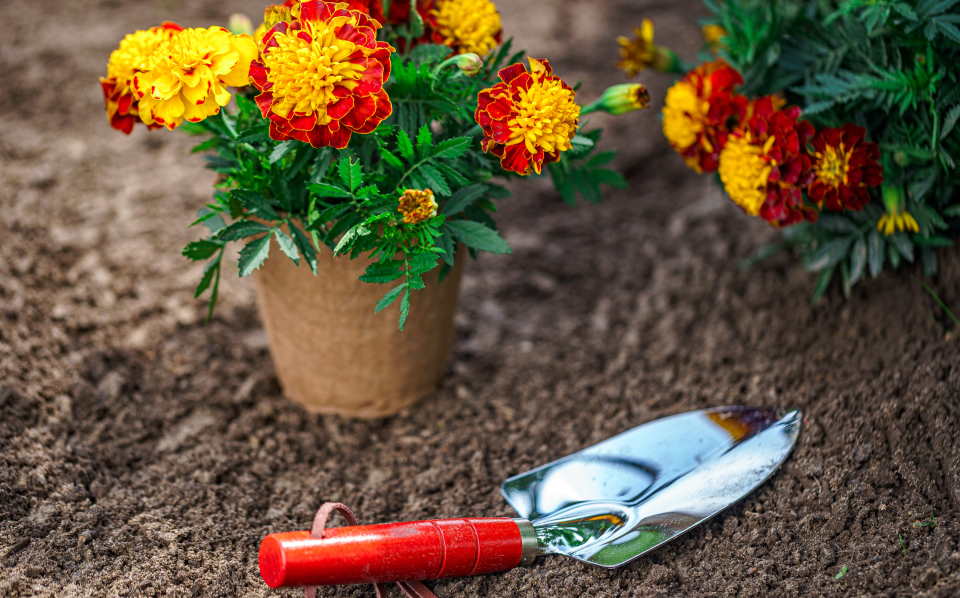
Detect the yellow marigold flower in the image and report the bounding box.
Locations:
[878,185,919,235]
[100,22,183,134]
[718,133,773,216]
[133,27,257,130]
[475,58,581,175]
[702,24,726,53]
[430,0,503,57]
[617,19,676,76]
[398,189,439,225]
[877,211,920,235]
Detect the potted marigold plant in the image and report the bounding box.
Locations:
[617,0,959,299]
[100,0,650,416]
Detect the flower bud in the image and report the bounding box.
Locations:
[592,83,651,115]
[228,13,254,36]
[454,53,484,76]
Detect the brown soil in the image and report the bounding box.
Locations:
[2,0,959,596]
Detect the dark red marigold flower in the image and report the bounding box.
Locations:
[808,124,883,212]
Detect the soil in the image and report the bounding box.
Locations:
[2,0,959,596]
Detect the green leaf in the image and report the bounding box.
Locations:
[193,207,226,233]
[849,237,867,286]
[817,214,858,234]
[375,283,407,313]
[416,124,433,157]
[408,43,452,64]
[309,183,353,198]
[867,229,885,277]
[891,233,915,262]
[238,234,271,277]
[361,261,404,284]
[269,140,296,164]
[398,288,411,330]
[273,228,300,264]
[446,220,511,254]
[941,105,960,141]
[943,204,960,217]
[812,265,835,303]
[214,220,271,242]
[443,184,487,215]
[380,147,405,170]
[289,223,318,274]
[194,255,220,298]
[338,156,363,191]
[431,137,473,160]
[397,129,415,161]
[804,237,853,271]
[182,240,222,261]
[333,223,371,255]
[419,164,451,196]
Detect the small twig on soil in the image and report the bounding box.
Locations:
[897,533,908,555]
[3,538,30,561]
[912,516,938,528]
[834,565,849,580]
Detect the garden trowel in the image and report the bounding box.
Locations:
[259,406,801,588]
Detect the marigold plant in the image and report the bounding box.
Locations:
[101,0,650,328]
[618,0,960,300]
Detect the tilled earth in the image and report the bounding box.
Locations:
[2,0,959,596]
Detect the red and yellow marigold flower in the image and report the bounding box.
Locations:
[100,22,183,134]
[398,189,439,224]
[250,0,396,149]
[427,0,503,56]
[662,60,748,173]
[132,27,256,130]
[807,124,882,212]
[617,19,678,76]
[475,58,581,176]
[718,96,817,227]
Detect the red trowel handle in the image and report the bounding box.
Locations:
[259,517,537,588]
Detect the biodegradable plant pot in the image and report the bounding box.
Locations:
[252,247,464,418]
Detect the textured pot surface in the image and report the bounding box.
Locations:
[253,248,464,418]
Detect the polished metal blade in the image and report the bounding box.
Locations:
[500,407,801,568]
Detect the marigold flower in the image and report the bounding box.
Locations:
[877,184,919,235]
[398,189,439,224]
[100,22,183,134]
[718,96,816,227]
[662,60,748,173]
[617,19,677,76]
[132,27,256,130]
[475,58,581,176]
[255,0,301,44]
[428,0,503,56]
[702,24,726,53]
[250,0,396,149]
[808,124,882,212]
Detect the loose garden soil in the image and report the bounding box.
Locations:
[2,0,959,596]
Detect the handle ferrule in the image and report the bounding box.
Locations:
[259,517,530,588]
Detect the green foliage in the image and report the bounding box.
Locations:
[705,0,959,297]
[181,35,625,328]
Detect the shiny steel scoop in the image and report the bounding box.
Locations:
[502,406,801,567]
[259,406,801,589]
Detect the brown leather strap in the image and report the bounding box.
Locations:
[303,503,439,598]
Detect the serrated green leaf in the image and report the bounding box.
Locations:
[398,288,411,330]
[941,105,960,140]
[419,164,451,196]
[397,129,415,160]
[408,43,451,64]
[416,124,433,157]
[338,156,363,191]
[446,220,511,254]
[443,184,487,215]
[269,140,296,164]
[273,228,300,264]
[194,255,220,298]
[214,220,271,242]
[408,252,439,274]
[289,223,318,274]
[182,240,223,261]
[431,137,472,160]
[380,147,405,170]
[333,223,370,254]
[590,169,627,190]
[309,183,353,198]
[361,261,404,284]
[375,283,406,313]
[238,235,271,277]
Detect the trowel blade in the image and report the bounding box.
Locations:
[500,407,801,568]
